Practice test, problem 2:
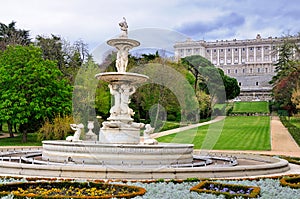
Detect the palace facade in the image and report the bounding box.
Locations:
[174,34,298,101]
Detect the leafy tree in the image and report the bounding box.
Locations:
[0,21,31,51]
[0,45,72,142]
[35,35,65,70]
[36,35,90,84]
[219,69,240,100]
[181,55,240,102]
[291,85,300,110]
[271,35,300,114]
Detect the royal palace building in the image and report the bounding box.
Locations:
[174,34,299,101]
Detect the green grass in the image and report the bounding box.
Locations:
[232,101,269,114]
[157,116,271,150]
[0,133,42,146]
[290,116,300,128]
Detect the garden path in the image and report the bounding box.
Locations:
[151,116,225,139]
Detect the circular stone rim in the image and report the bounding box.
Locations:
[95,72,149,84]
[107,38,140,47]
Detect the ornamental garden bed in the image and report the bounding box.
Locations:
[190,181,260,199]
[280,175,300,189]
[0,181,146,199]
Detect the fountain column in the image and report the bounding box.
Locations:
[95,18,148,144]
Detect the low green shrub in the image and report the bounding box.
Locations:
[280,116,300,146]
[37,115,74,141]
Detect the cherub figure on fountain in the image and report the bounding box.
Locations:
[66,123,84,142]
[141,124,158,145]
[119,17,128,37]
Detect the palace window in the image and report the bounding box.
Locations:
[235,69,238,73]
[228,49,231,52]
[256,82,259,86]
[242,68,246,73]
[265,68,268,73]
[227,69,231,74]
[207,50,210,53]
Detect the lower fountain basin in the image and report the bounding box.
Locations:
[42,141,194,166]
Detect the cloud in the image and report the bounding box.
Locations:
[176,12,245,38]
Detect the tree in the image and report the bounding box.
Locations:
[36,35,90,84]
[271,35,300,114]
[0,21,31,51]
[35,35,65,70]
[0,45,72,142]
[219,69,240,100]
[291,85,300,110]
[181,55,240,101]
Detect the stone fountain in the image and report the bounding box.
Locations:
[0,19,290,179]
[42,18,194,167]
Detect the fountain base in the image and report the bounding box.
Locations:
[42,140,194,166]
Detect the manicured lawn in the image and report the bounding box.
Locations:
[232,101,269,114]
[157,116,271,150]
[0,133,42,146]
[290,116,300,128]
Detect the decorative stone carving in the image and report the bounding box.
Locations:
[85,121,97,141]
[119,17,128,38]
[120,84,135,117]
[141,124,158,145]
[108,84,121,116]
[66,123,84,142]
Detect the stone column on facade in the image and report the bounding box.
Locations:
[224,49,227,65]
[231,49,234,64]
[261,46,264,62]
[217,48,220,66]
[254,47,256,62]
[246,47,249,62]
[239,48,242,64]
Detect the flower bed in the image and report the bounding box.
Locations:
[0,181,146,198]
[190,181,260,198]
[280,175,300,189]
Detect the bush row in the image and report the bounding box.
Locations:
[280,116,300,146]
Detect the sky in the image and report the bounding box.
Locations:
[1,0,300,55]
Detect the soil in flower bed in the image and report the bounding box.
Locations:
[0,181,146,198]
[190,181,260,199]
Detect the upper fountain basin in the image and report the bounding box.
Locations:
[95,72,149,84]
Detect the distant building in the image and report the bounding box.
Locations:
[174,34,299,101]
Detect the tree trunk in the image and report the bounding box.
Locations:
[7,121,14,138]
[20,123,27,143]
[22,131,27,143]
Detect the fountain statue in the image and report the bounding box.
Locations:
[95,18,149,144]
[66,123,84,142]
